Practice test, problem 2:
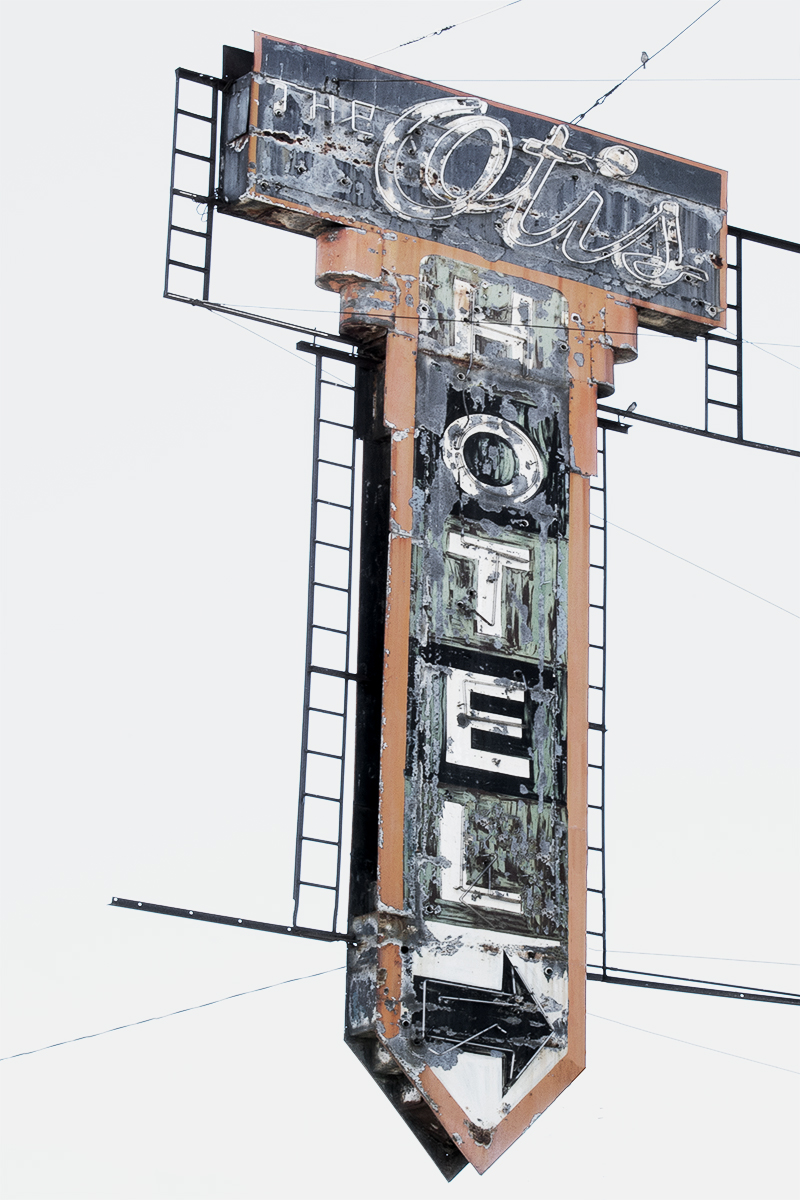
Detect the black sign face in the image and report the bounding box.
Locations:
[221,35,726,328]
[405,261,570,948]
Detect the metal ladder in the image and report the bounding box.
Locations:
[586,425,608,977]
[292,343,363,934]
[164,69,221,302]
[704,228,743,439]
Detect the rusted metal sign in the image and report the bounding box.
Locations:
[216,34,726,1178]
[221,35,726,336]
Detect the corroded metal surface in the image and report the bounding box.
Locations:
[344,262,572,1170]
[319,239,594,1175]
[220,34,727,336]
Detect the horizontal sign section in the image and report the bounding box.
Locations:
[219,34,726,331]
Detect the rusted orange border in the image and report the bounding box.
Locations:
[249,31,727,333]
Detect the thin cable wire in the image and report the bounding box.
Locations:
[0,967,346,1063]
[610,950,800,968]
[215,307,800,360]
[372,0,522,59]
[744,339,800,370]
[212,311,350,387]
[428,77,800,83]
[572,0,723,125]
[607,520,800,619]
[588,1012,800,1075]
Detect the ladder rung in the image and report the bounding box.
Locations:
[311,621,348,635]
[311,582,348,594]
[707,364,738,376]
[175,148,213,163]
[305,747,344,763]
[305,665,359,680]
[172,188,212,203]
[297,881,337,892]
[300,836,340,847]
[168,259,207,274]
[320,417,355,431]
[170,224,209,239]
[177,107,214,123]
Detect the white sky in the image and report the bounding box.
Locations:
[1,3,798,1198]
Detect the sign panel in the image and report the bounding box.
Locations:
[221,34,727,336]
[214,33,727,1177]
[349,260,573,1161]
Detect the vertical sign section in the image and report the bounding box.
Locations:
[346,260,576,1175]
[293,346,362,934]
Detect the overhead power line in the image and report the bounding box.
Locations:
[588,1012,800,1075]
[0,967,346,1063]
[211,310,351,387]
[430,77,800,83]
[572,0,723,125]
[745,339,800,371]
[6,966,795,1072]
[608,521,800,619]
[610,950,800,968]
[372,0,522,59]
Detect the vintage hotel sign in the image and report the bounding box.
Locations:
[218,34,726,1177]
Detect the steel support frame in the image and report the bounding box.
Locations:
[585,425,799,1008]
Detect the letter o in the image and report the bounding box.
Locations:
[375,97,513,223]
[442,414,545,505]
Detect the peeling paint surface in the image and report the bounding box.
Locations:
[346,261,572,1173]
